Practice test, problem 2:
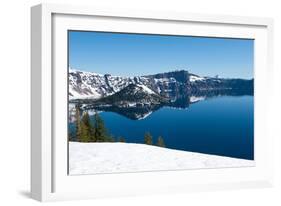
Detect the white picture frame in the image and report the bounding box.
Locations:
[31,3,274,202]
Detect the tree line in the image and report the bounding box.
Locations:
[71,105,166,147]
[144,132,165,147]
[73,105,114,142]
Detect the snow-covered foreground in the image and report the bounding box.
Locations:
[69,142,255,175]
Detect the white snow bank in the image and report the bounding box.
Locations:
[189,75,205,82]
[69,142,255,175]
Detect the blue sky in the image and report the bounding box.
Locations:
[68,31,254,79]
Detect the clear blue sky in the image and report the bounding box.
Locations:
[68,31,254,79]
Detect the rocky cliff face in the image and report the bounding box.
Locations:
[69,68,253,101]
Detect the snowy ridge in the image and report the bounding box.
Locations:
[69,68,151,99]
[133,84,156,95]
[69,69,192,99]
[69,142,255,175]
[189,74,206,82]
[69,68,253,100]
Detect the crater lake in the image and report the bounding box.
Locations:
[69,95,254,160]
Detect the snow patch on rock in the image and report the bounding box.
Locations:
[189,75,205,82]
[136,84,155,94]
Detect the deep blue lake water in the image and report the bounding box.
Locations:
[70,95,254,160]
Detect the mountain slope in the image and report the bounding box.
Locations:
[69,68,253,100]
[94,83,168,106]
[69,68,151,99]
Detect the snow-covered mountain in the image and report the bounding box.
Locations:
[69,68,254,100]
[69,68,151,100]
[69,69,253,120]
[69,69,207,100]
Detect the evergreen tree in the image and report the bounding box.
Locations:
[119,137,126,142]
[80,122,90,142]
[81,112,91,128]
[75,104,82,141]
[105,135,115,142]
[68,130,75,141]
[94,112,108,142]
[157,136,165,147]
[80,112,93,142]
[90,127,96,142]
[144,132,153,145]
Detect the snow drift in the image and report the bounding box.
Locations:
[69,142,255,175]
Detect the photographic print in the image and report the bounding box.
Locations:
[68,31,254,175]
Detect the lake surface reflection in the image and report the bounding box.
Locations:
[69,95,254,160]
